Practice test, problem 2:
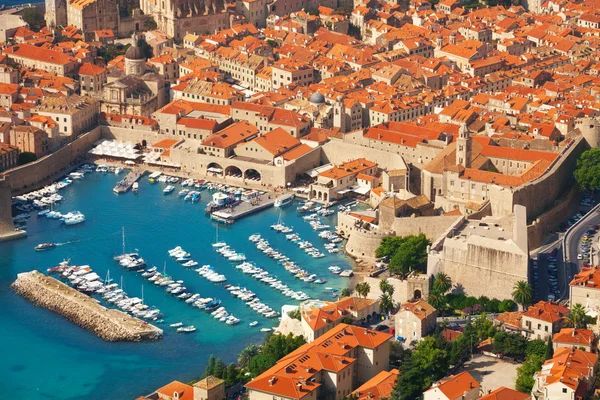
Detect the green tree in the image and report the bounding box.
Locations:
[498,299,517,312]
[391,359,427,400]
[340,287,353,297]
[287,308,301,320]
[18,152,37,165]
[433,272,452,294]
[526,339,547,359]
[143,17,158,31]
[205,354,216,376]
[238,344,259,368]
[450,333,471,366]
[574,148,600,191]
[380,279,395,296]
[213,357,226,378]
[428,293,446,310]
[516,354,544,393]
[571,303,587,329]
[546,336,554,360]
[247,333,306,376]
[379,293,394,316]
[411,336,449,387]
[21,7,44,31]
[355,281,371,298]
[473,313,495,342]
[512,281,533,310]
[389,341,412,369]
[385,234,430,275]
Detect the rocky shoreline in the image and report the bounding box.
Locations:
[12,270,163,342]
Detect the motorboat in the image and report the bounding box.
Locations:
[35,243,56,251]
[274,193,294,207]
[170,322,183,328]
[249,321,258,327]
[177,326,196,333]
[132,182,139,193]
[163,185,175,194]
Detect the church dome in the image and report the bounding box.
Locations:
[125,45,144,61]
[309,92,325,104]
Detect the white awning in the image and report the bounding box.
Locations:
[352,185,371,195]
[305,164,332,178]
[338,188,353,195]
[207,167,223,173]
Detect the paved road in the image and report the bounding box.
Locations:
[562,202,600,299]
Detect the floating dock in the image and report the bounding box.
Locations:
[12,270,163,342]
[211,197,276,223]
[113,170,145,194]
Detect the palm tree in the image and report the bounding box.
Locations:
[428,293,445,310]
[379,293,394,316]
[237,344,259,368]
[340,287,353,298]
[433,272,452,295]
[355,282,371,298]
[511,280,533,310]
[379,279,395,296]
[571,303,587,329]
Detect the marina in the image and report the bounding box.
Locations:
[1,168,355,399]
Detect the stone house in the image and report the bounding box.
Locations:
[521,301,570,341]
[395,299,437,345]
[569,266,600,314]
[423,371,480,400]
[552,329,597,353]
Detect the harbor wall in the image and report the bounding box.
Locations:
[5,127,102,194]
[0,175,26,241]
[12,270,162,342]
[363,274,430,304]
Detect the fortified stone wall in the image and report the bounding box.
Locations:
[390,214,463,240]
[363,274,430,305]
[527,187,579,250]
[0,176,26,241]
[101,125,168,145]
[337,212,389,261]
[322,140,408,172]
[490,137,586,220]
[6,127,102,194]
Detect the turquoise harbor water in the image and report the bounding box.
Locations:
[0,171,353,399]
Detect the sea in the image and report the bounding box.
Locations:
[0,171,354,399]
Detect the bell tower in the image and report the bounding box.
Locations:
[455,124,471,168]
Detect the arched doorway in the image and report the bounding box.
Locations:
[225,165,242,178]
[207,162,224,176]
[244,169,261,181]
[135,23,140,31]
[414,289,422,299]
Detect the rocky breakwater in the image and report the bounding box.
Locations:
[12,270,163,342]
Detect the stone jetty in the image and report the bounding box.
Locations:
[12,270,163,342]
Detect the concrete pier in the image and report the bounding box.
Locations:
[12,271,163,342]
[0,175,26,242]
[211,197,276,223]
[113,170,145,194]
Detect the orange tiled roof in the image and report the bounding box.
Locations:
[570,266,600,288]
[522,301,570,324]
[302,297,377,331]
[537,347,598,391]
[553,329,595,347]
[78,62,106,76]
[400,299,436,320]
[425,372,479,399]
[5,44,77,65]
[251,128,301,156]
[352,369,399,400]
[480,386,531,400]
[202,121,259,148]
[245,324,392,399]
[319,158,376,180]
[154,381,194,400]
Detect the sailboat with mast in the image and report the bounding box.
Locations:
[212,224,226,248]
